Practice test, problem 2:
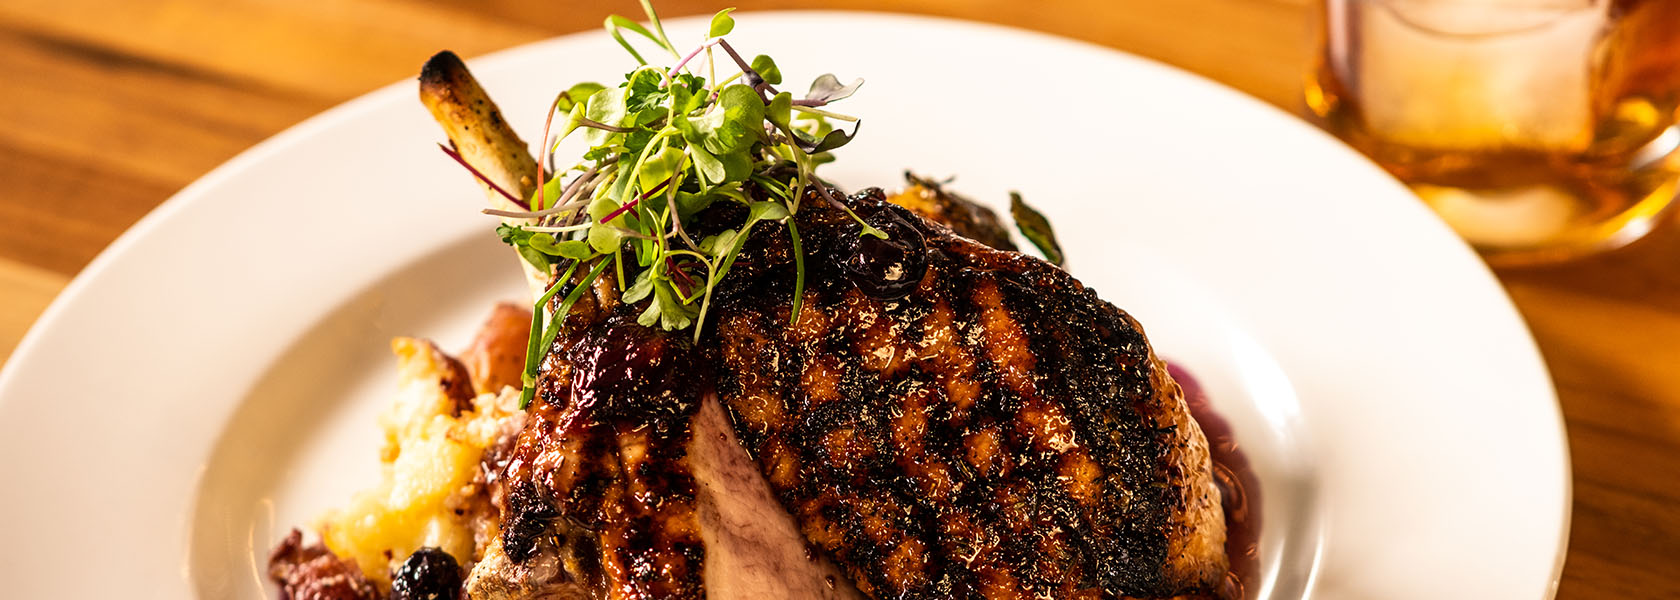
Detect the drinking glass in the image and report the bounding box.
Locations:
[1307,0,1680,265]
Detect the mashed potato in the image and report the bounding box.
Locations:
[318,337,521,584]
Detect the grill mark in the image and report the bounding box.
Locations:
[496,315,710,599]
[709,188,1217,598]
[995,262,1174,593]
[941,267,1023,596]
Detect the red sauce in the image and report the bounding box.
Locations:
[1168,363,1261,600]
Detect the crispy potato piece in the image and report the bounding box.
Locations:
[460,302,533,396]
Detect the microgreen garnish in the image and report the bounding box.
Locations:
[455,3,873,408]
[516,257,613,409]
[1009,192,1065,266]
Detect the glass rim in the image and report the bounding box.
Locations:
[1351,0,1610,39]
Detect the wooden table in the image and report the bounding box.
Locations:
[1,0,1673,596]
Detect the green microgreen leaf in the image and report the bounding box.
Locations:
[635,0,680,58]
[669,81,703,118]
[605,15,658,65]
[1010,191,1065,266]
[527,232,563,255]
[688,144,724,185]
[637,145,687,192]
[655,279,697,330]
[556,82,605,112]
[698,230,737,254]
[635,295,662,327]
[588,196,627,253]
[691,144,752,185]
[748,200,789,221]
[708,8,737,37]
[496,224,549,271]
[636,277,699,331]
[787,219,805,324]
[495,223,530,245]
[624,68,674,122]
[703,84,766,154]
[767,92,792,130]
[673,190,713,218]
[517,245,552,272]
[522,258,611,408]
[559,102,589,142]
[582,144,616,162]
[554,240,593,260]
[497,223,596,269]
[624,128,658,155]
[583,87,630,145]
[623,268,655,304]
[749,54,782,85]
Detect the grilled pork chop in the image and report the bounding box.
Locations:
[268,50,1226,600]
[471,187,1225,599]
[707,188,1227,598]
[425,47,1224,596]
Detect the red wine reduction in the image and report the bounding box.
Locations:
[1168,363,1261,600]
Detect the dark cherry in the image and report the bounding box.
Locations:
[840,203,928,300]
[390,547,462,600]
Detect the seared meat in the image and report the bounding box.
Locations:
[395,50,1226,600]
[269,529,380,600]
[708,189,1227,598]
[884,172,1017,252]
[466,274,861,600]
[481,188,1227,599]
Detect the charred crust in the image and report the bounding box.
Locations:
[992,260,1174,592]
[497,316,710,598]
[501,479,559,563]
[475,175,1214,598]
[418,50,468,96]
[707,187,1213,598]
[435,350,477,416]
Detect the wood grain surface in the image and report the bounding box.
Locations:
[0,0,1674,596]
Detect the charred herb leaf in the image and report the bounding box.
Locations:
[1010,192,1065,266]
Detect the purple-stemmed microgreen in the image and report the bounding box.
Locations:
[439,143,527,210]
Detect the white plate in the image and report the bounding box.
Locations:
[0,12,1567,599]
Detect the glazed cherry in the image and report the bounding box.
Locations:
[840,204,928,300]
[391,547,462,600]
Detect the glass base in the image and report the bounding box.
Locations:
[1411,130,1680,267]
